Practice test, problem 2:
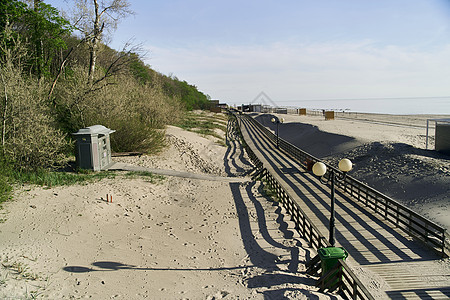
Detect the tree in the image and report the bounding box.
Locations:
[70,0,133,84]
[0,0,27,49]
[0,0,72,78]
[0,23,68,170]
[28,0,72,78]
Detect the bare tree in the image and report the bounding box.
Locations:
[70,0,133,84]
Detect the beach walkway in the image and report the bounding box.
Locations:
[237,114,450,299]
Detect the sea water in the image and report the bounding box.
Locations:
[277,97,450,115]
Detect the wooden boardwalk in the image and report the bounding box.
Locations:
[238,114,450,299]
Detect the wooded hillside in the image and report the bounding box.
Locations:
[0,0,211,172]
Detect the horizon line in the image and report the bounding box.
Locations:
[230,96,450,103]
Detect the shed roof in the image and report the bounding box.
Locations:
[72,125,115,136]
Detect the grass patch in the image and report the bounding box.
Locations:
[0,173,12,209]
[9,169,117,187]
[178,116,227,132]
[0,157,119,209]
[7,169,165,188]
[1,258,40,281]
[176,111,227,144]
[261,179,279,202]
[0,157,166,211]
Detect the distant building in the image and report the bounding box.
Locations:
[209,100,220,108]
[250,104,262,112]
[240,104,262,112]
[209,100,221,113]
[262,105,272,113]
[241,104,250,112]
[274,107,288,114]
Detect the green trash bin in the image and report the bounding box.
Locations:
[318,247,348,287]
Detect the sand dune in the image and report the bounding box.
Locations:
[0,123,340,299]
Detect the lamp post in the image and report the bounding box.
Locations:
[312,158,353,247]
[270,116,284,148]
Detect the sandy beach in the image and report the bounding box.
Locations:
[0,121,339,299]
[0,111,448,299]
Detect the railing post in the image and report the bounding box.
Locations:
[384,199,388,219]
[352,278,358,299]
[329,171,336,246]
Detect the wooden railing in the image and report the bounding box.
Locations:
[262,168,329,250]
[231,112,375,299]
[336,174,449,256]
[306,256,374,300]
[240,113,449,257]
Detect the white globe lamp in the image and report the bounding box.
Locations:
[338,158,353,172]
[312,162,327,177]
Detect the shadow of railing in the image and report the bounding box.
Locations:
[241,112,448,258]
[224,116,318,296]
[386,287,450,299]
[241,113,441,263]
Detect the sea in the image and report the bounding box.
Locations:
[275,97,450,115]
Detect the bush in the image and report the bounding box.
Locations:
[108,117,165,153]
[0,167,12,208]
[0,40,69,171]
[90,77,182,152]
[53,67,182,153]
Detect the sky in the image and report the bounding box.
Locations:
[46,0,450,110]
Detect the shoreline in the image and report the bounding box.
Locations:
[265,95,450,115]
[334,111,450,128]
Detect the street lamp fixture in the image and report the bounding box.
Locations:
[271,116,284,148]
[312,158,353,246]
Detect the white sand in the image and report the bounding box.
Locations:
[0,122,339,299]
[280,113,449,149]
[1,111,448,299]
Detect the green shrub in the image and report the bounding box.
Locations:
[81,75,182,153]
[108,117,166,153]
[1,41,69,171]
[0,172,12,208]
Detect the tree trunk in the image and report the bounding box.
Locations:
[88,41,97,84]
[34,0,43,79]
[1,73,8,151]
[88,0,101,85]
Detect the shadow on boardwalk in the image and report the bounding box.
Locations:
[225,118,343,299]
[243,116,436,264]
[239,114,450,299]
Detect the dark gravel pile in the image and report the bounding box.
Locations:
[325,142,450,229]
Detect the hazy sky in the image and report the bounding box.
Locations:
[47,0,450,106]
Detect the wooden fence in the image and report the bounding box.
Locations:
[232,112,375,299]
